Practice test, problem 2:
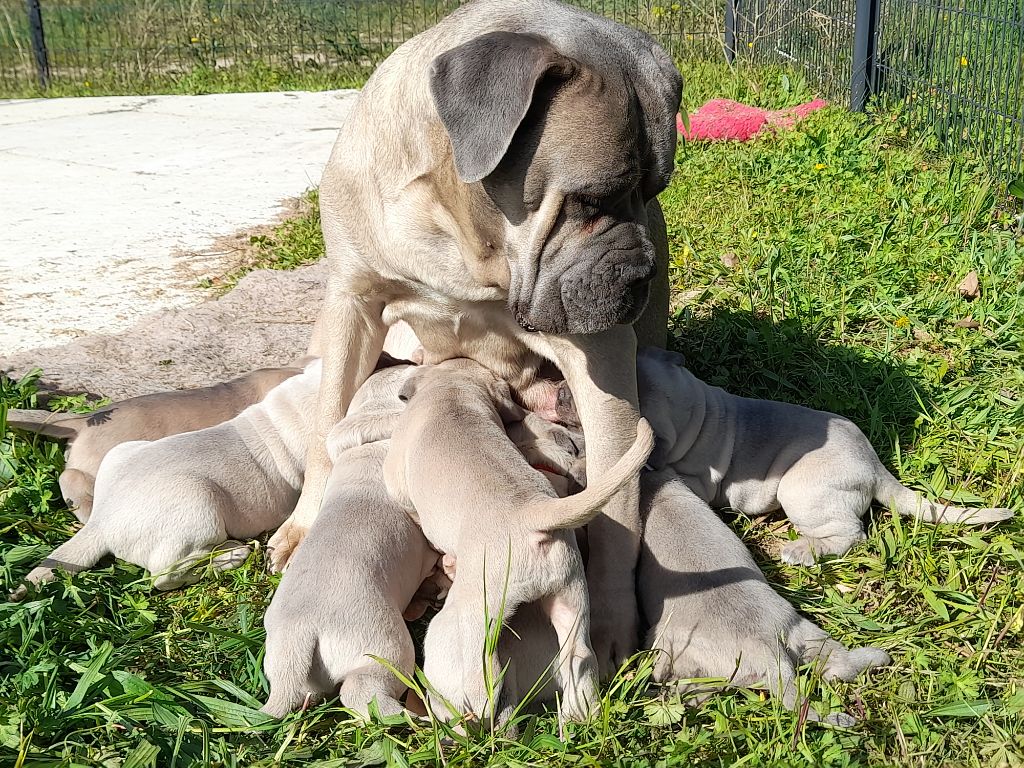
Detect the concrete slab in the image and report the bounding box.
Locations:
[0,90,357,355]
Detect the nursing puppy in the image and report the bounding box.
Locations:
[505,412,587,496]
[262,363,443,718]
[639,469,891,724]
[12,361,328,596]
[4,367,301,523]
[383,358,654,723]
[560,347,1014,564]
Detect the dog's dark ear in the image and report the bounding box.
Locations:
[374,352,414,372]
[429,31,574,183]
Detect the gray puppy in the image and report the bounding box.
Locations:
[638,469,891,724]
[560,347,1013,564]
[261,364,443,718]
[384,358,654,724]
[4,367,300,522]
[12,362,325,595]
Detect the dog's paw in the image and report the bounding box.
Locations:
[212,541,253,572]
[824,646,891,681]
[267,519,308,573]
[821,711,858,728]
[8,584,29,602]
[780,538,820,566]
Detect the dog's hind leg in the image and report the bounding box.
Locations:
[790,619,890,683]
[149,531,231,590]
[335,616,415,718]
[340,663,407,717]
[261,630,323,717]
[543,571,599,721]
[10,524,110,600]
[776,463,871,565]
[58,468,94,523]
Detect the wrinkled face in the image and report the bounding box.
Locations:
[482,73,673,335]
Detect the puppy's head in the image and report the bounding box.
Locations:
[398,358,526,423]
[347,357,416,417]
[506,412,584,491]
[429,25,682,335]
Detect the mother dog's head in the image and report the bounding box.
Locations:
[428,15,682,335]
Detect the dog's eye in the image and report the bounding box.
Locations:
[577,195,603,213]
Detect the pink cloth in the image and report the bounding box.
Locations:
[677,98,829,141]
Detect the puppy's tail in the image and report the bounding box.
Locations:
[3,408,82,440]
[524,417,655,531]
[10,525,109,600]
[874,468,1014,526]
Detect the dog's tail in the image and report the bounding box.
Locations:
[9,525,109,600]
[524,417,655,531]
[874,467,1014,526]
[4,408,82,440]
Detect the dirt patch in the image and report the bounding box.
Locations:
[0,262,327,401]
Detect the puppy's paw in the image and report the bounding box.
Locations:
[8,584,29,602]
[267,519,308,573]
[781,533,864,566]
[212,541,253,572]
[822,711,858,728]
[780,538,819,566]
[825,646,891,681]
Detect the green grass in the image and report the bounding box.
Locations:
[200,189,325,294]
[2,61,1023,766]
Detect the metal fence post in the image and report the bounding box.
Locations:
[25,0,50,89]
[850,0,879,110]
[724,0,740,63]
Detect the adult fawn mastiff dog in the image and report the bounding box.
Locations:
[268,0,682,673]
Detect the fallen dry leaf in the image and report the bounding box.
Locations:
[958,270,980,300]
[913,328,934,343]
[720,252,740,269]
[955,317,980,329]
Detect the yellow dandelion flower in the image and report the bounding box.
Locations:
[959,56,968,67]
[190,36,199,43]
[895,316,910,328]
[814,163,826,171]
[750,230,758,239]
[84,80,91,87]
[748,41,754,48]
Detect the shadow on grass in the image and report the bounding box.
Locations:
[667,308,928,469]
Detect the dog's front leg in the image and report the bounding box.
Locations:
[267,288,386,571]
[543,324,641,678]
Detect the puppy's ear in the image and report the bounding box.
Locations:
[374,351,415,371]
[489,378,528,424]
[429,31,575,183]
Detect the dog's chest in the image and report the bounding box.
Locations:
[383,300,544,390]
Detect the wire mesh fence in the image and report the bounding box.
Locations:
[729,0,1024,182]
[0,0,723,95]
[1,0,1021,182]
